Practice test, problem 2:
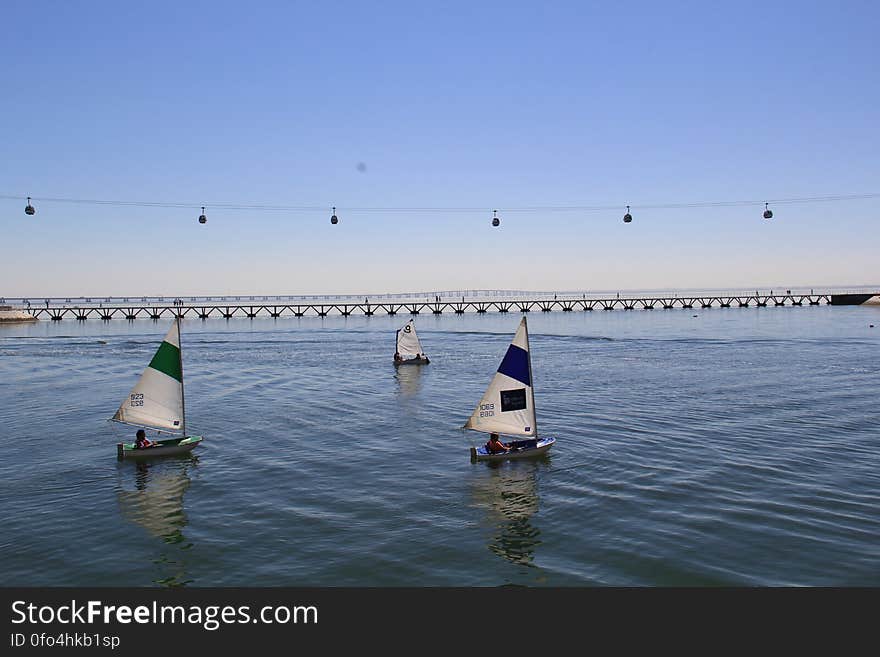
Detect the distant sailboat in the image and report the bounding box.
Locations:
[464,317,555,461]
[394,319,430,365]
[112,318,203,459]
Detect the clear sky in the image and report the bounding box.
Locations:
[1,0,878,297]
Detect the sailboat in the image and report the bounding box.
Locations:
[464,317,555,461]
[394,319,430,364]
[112,318,203,459]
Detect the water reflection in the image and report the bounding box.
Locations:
[394,363,424,397]
[470,461,542,567]
[116,456,196,586]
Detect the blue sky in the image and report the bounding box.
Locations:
[1,0,878,296]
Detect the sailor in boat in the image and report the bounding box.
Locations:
[112,318,203,459]
[486,433,510,454]
[394,351,403,363]
[135,429,155,449]
[463,317,556,461]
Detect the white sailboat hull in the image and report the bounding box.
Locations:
[470,436,555,462]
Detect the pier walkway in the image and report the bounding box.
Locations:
[7,293,848,321]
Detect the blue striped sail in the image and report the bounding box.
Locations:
[463,317,537,437]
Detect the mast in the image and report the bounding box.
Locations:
[177,316,186,437]
[524,316,537,438]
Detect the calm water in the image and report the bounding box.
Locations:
[1,306,878,586]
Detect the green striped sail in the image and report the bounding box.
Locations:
[113,320,184,431]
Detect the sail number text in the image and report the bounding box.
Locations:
[479,403,495,417]
[129,393,144,407]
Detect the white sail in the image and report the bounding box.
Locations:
[396,320,425,358]
[463,317,537,437]
[112,320,184,432]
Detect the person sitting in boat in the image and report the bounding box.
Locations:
[486,433,510,454]
[394,351,403,363]
[135,429,154,449]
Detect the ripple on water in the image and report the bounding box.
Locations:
[1,308,879,585]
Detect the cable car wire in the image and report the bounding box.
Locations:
[2,192,878,214]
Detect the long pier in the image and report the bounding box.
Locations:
[10,293,853,321]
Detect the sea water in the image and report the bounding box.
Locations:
[1,305,878,586]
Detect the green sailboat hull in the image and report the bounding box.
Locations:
[117,435,203,460]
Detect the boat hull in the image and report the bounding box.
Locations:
[117,435,203,460]
[470,436,555,462]
[394,357,429,365]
